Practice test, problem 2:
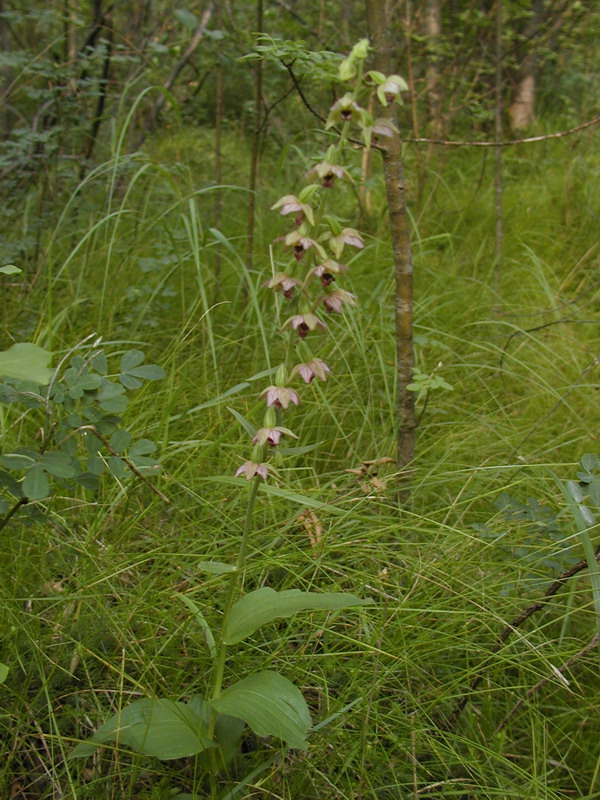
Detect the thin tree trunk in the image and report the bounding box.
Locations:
[244,0,263,280]
[424,0,442,139]
[365,0,416,471]
[80,11,113,178]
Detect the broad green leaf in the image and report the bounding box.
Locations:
[89,351,107,374]
[129,438,157,456]
[74,472,99,490]
[119,373,143,389]
[0,469,23,496]
[39,452,76,479]
[130,455,161,473]
[126,364,165,381]
[580,453,598,473]
[211,671,311,750]
[69,698,215,761]
[0,343,52,384]
[23,465,49,500]
[99,396,128,413]
[174,8,197,28]
[107,456,128,478]
[0,662,8,683]
[0,264,21,275]
[0,452,38,470]
[223,587,373,645]
[120,350,145,372]
[110,429,132,452]
[97,379,126,401]
[566,479,584,503]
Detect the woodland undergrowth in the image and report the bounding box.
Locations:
[0,109,599,799]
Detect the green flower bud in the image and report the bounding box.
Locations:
[350,38,370,61]
[264,407,277,428]
[338,56,356,82]
[275,364,287,387]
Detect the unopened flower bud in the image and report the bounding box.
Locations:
[264,407,277,428]
[275,364,287,388]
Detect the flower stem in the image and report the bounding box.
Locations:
[208,475,260,721]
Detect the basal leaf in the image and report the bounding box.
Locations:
[0,662,8,683]
[223,587,373,645]
[211,671,311,750]
[0,264,21,275]
[69,698,215,761]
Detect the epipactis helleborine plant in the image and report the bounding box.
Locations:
[71,40,408,787]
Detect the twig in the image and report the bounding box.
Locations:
[283,61,327,124]
[283,61,383,152]
[499,317,600,372]
[257,84,295,135]
[269,0,310,28]
[495,633,599,733]
[445,541,600,730]
[402,115,600,147]
[0,497,28,534]
[77,426,170,503]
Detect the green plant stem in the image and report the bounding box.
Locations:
[209,476,261,713]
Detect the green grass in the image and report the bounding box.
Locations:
[0,120,599,799]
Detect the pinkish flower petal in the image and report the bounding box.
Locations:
[256,464,269,480]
